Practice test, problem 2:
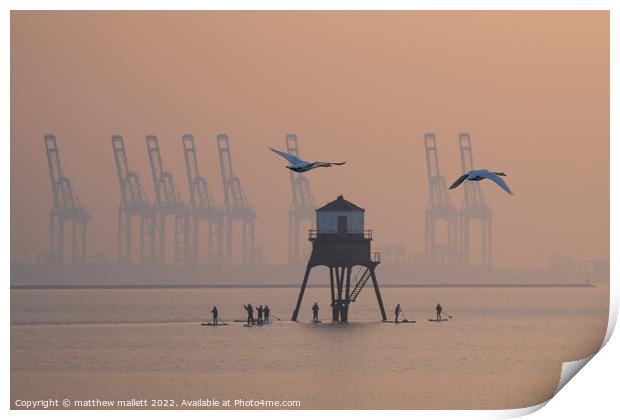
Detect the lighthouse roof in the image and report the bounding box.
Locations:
[316,195,364,212]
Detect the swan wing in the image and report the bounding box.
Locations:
[269,148,308,167]
[449,174,469,189]
[309,161,330,169]
[484,172,513,195]
[309,161,345,169]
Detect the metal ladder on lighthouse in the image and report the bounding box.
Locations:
[349,267,372,302]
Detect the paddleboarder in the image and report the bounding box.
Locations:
[243,303,255,325]
[436,303,443,321]
[312,302,319,321]
[257,305,264,325]
[264,305,270,323]
[395,304,402,323]
[210,306,219,325]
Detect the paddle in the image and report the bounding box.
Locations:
[270,314,282,321]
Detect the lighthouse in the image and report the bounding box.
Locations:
[291,195,387,322]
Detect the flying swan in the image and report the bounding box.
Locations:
[449,169,513,195]
[269,148,346,173]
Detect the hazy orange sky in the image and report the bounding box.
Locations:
[11,11,609,268]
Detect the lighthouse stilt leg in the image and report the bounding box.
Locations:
[370,267,387,321]
[334,267,342,322]
[337,266,346,322]
[329,267,337,321]
[292,263,312,321]
[336,266,344,301]
[343,266,352,322]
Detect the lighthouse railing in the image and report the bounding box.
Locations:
[308,229,372,240]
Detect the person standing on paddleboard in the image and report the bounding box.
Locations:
[243,303,254,325]
[312,302,319,321]
[211,306,219,325]
[264,305,270,323]
[436,303,443,321]
[257,305,264,325]
[395,304,402,323]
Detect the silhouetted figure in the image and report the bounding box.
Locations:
[211,306,219,325]
[264,305,270,323]
[312,302,319,321]
[243,303,254,325]
[436,303,443,321]
[257,305,264,325]
[395,304,402,323]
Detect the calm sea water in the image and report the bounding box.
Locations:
[11,286,608,409]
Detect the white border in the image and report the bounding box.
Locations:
[3,1,617,419]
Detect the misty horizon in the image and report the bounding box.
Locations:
[11,11,609,270]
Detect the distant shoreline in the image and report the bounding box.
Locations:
[10,283,595,290]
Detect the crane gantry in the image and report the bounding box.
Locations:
[216,134,256,265]
[285,134,315,264]
[182,134,223,265]
[44,134,90,265]
[112,135,159,267]
[146,135,193,267]
[458,132,492,268]
[424,133,458,266]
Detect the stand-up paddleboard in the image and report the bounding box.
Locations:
[428,319,449,322]
[383,320,416,323]
[201,322,229,326]
[311,320,322,324]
